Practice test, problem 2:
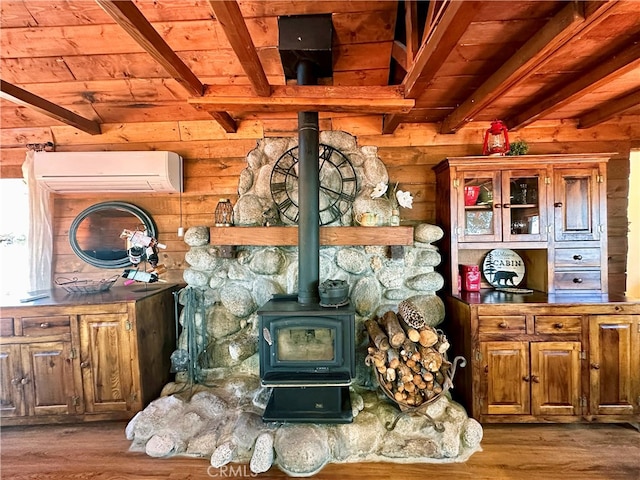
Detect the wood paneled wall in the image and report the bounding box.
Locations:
[2,115,638,294]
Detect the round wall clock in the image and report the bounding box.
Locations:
[270,144,357,225]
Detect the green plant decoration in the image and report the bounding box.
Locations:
[507,140,529,156]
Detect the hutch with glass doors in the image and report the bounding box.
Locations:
[434,154,640,424]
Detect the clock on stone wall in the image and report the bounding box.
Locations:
[270,144,357,225]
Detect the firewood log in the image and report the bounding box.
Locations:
[418,327,439,348]
[364,319,390,351]
[378,311,406,348]
[400,339,416,359]
[387,349,400,369]
[385,367,396,382]
[406,327,421,343]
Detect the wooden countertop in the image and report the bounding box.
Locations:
[0,283,181,309]
[451,289,640,305]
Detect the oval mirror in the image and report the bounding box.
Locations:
[69,201,157,269]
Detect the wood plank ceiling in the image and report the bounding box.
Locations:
[1,0,639,141]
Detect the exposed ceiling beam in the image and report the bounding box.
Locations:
[578,88,640,129]
[508,37,640,130]
[384,1,479,134]
[96,1,239,132]
[440,2,585,134]
[404,0,419,65]
[189,85,413,114]
[96,0,204,97]
[0,80,101,135]
[209,0,271,97]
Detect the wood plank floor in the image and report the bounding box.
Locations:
[1,421,638,479]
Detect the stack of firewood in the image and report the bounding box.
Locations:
[365,300,452,407]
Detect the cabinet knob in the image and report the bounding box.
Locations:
[498,321,508,329]
[494,203,502,209]
[554,322,564,329]
[554,202,563,208]
[11,377,22,386]
[531,375,540,384]
[522,375,530,382]
[20,377,30,385]
[484,365,489,374]
[573,278,583,284]
[80,361,90,368]
[573,255,583,261]
[591,363,600,370]
[502,203,511,209]
[39,322,50,328]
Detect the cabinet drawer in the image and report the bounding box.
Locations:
[478,316,526,334]
[554,271,601,290]
[21,316,71,337]
[535,316,582,334]
[554,248,600,268]
[0,317,15,337]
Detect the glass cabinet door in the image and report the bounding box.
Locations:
[457,171,501,242]
[501,169,548,242]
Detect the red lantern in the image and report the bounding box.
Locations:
[482,120,510,156]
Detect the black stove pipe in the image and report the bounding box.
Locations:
[296,59,320,305]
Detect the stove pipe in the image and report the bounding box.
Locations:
[296,59,320,305]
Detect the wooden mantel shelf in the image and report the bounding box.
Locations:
[209,226,414,246]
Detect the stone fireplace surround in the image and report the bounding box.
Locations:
[125,133,482,476]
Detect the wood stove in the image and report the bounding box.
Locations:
[258,295,355,423]
[257,14,355,424]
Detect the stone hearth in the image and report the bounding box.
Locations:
[125,133,482,476]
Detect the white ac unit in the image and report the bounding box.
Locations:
[33,151,183,193]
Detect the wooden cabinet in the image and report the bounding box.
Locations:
[433,154,610,295]
[446,292,640,424]
[589,315,640,418]
[0,284,177,425]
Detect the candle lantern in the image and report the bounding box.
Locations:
[482,120,510,156]
[214,198,234,226]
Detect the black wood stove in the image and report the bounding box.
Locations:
[258,15,355,424]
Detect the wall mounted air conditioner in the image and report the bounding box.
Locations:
[33,151,183,193]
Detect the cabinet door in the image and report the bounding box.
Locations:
[554,167,601,241]
[589,315,640,416]
[457,171,502,242]
[530,342,581,416]
[501,169,548,242]
[79,314,135,414]
[481,341,530,415]
[21,341,78,416]
[0,344,25,417]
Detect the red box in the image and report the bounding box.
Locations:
[460,264,481,292]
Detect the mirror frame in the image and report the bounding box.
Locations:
[69,201,157,269]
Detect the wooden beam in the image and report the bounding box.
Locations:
[440,2,585,134]
[208,0,271,97]
[96,0,204,97]
[207,111,238,133]
[402,1,479,99]
[404,0,419,65]
[391,40,408,72]
[190,85,414,114]
[209,226,415,246]
[0,80,101,136]
[578,88,640,129]
[508,37,640,130]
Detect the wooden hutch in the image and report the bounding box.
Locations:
[434,154,640,424]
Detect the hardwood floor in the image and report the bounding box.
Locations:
[1,421,638,479]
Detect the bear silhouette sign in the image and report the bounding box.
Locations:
[482,249,526,288]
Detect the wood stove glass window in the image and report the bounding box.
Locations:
[277,327,335,362]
